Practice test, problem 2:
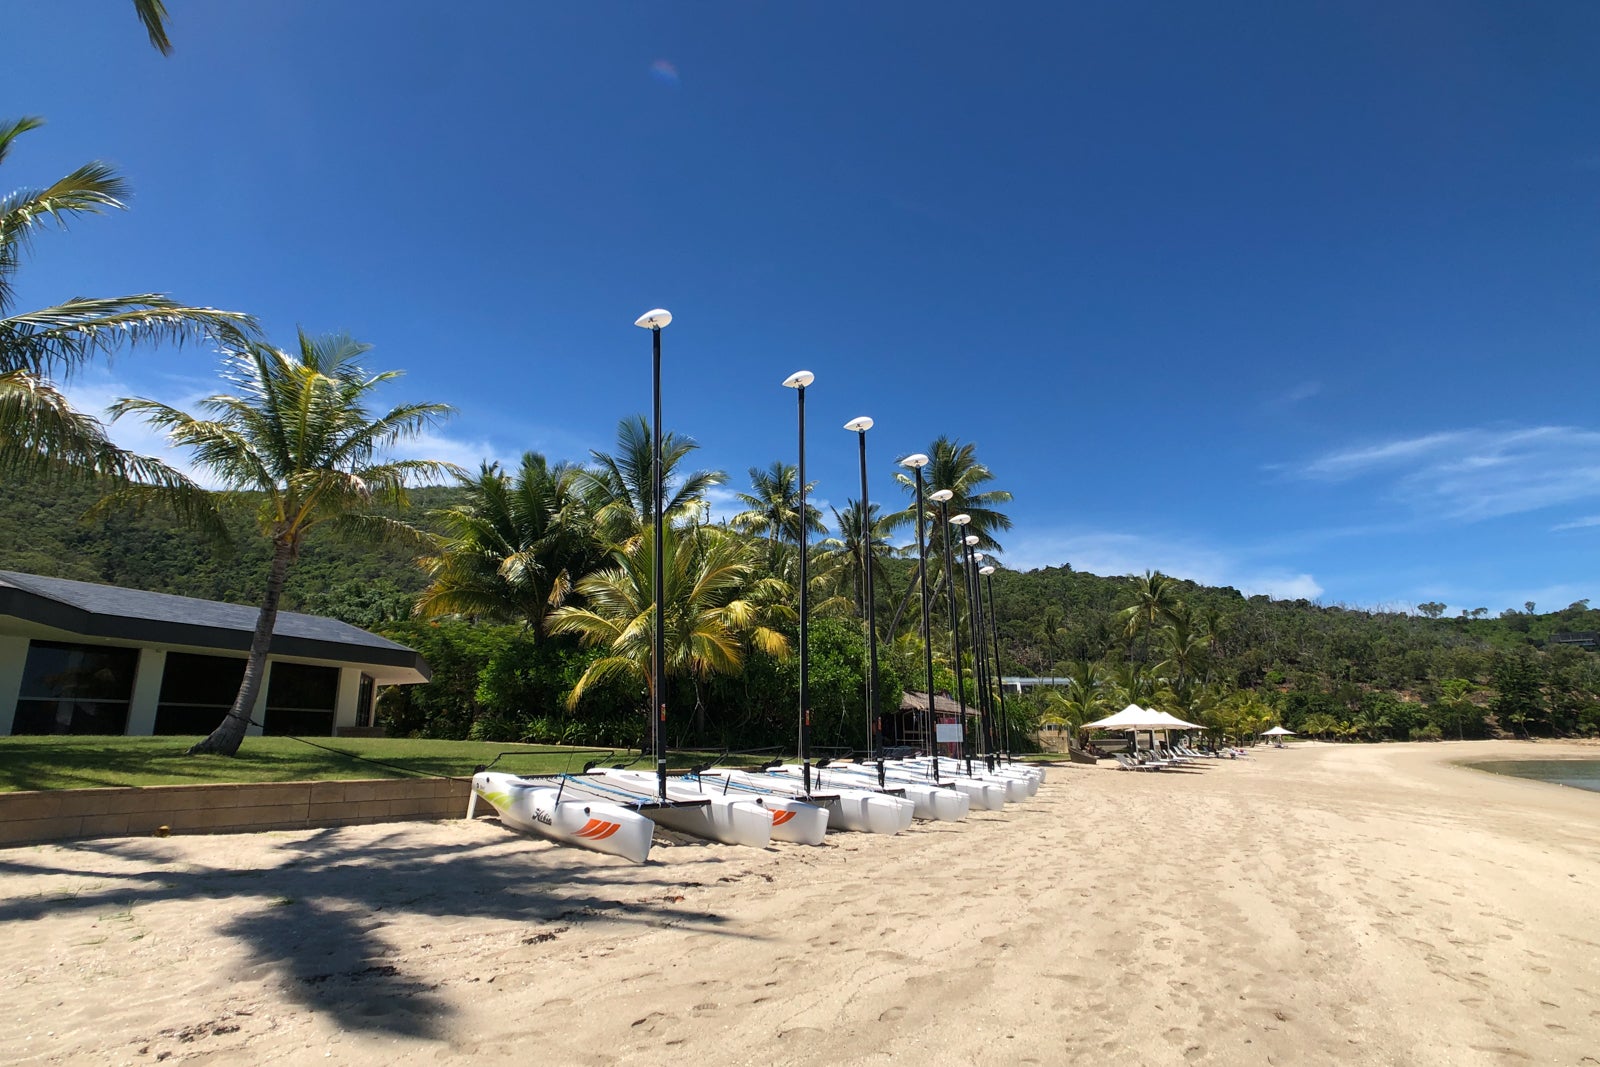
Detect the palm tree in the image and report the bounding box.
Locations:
[1062,659,1107,724]
[548,524,790,724]
[730,461,823,546]
[1117,570,1182,661]
[888,435,1013,553]
[580,415,724,548]
[821,499,898,623]
[415,452,601,636]
[1,117,251,484]
[1107,659,1159,709]
[110,330,458,756]
[884,435,1012,639]
[1158,604,1210,685]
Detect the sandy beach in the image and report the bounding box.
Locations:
[4,741,1600,1065]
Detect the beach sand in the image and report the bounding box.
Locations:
[4,741,1600,1065]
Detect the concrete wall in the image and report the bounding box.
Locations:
[125,648,166,735]
[334,666,361,731]
[0,776,472,849]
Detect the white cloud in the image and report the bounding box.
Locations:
[702,486,743,525]
[1294,426,1600,521]
[1271,380,1323,406]
[1552,515,1600,532]
[1004,528,1324,601]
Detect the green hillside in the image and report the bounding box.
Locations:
[4,475,1599,744]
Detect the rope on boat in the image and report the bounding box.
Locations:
[554,773,658,807]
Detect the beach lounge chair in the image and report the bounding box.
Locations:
[1114,753,1159,772]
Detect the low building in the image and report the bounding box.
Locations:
[1548,632,1599,650]
[0,570,430,738]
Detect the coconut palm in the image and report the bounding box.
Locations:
[1117,570,1182,661]
[821,499,898,624]
[110,330,458,756]
[884,436,1012,639]
[0,117,251,484]
[888,435,1013,552]
[415,452,602,636]
[548,524,791,718]
[730,461,823,546]
[1158,604,1210,685]
[581,415,724,548]
[1106,659,1160,710]
[1064,659,1106,710]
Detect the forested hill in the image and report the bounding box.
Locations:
[6,477,1600,739]
[0,477,441,630]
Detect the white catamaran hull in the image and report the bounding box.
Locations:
[587,770,774,848]
[470,772,654,863]
[891,761,1031,803]
[778,766,970,822]
[679,774,831,844]
[887,770,1006,810]
[705,771,914,835]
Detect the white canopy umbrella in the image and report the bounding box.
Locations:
[1148,709,1205,731]
[1082,704,1188,757]
[1262,726,1295,736]
[1082,704,1174,730]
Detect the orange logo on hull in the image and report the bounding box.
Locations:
[770,810,796,826]
[575,818,622,840]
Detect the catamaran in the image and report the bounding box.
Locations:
[469,770,658,863]
[769,762,973,820]
[588,766,829,846]
[693,768,915,834]
[891,757,1039,800]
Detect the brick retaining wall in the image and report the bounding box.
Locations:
[0,776,472,848]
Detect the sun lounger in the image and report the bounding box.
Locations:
[1114,753,1159,772]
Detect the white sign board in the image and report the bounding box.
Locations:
[935,723,964,742]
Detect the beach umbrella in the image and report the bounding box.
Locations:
[1082,704,1169,730]
[1082,704,1172,755]
[1149,709,1205,731]
[1262,724,1295,748]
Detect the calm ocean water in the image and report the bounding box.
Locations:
[1469,759,1600,794]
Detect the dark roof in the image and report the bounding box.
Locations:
[0,570,429,681]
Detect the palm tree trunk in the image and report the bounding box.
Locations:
[189,537,294,756]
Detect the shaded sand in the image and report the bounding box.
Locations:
[5,742,1600,1065]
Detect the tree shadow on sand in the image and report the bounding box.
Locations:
[0,821,771,1040]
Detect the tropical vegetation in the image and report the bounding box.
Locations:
[109,330,458,755]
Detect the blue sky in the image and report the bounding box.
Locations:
[8,2,1600,614]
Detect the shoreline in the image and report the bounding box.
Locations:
[5,740,1599,1065]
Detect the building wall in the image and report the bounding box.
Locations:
[1,633,402,738]
[0,636,26,736]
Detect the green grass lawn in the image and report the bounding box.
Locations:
[0,736,767,793]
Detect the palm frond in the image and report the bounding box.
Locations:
[1,298,254,377]
[133,0,173,54]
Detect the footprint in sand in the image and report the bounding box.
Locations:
[631,1011,670,1033]
[878,1006,907,1023]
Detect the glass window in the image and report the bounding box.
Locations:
[12,641,139,735]
[158,653,247,706]
[154,653,247,736]
[263,663,339,736]
[356,674,375,728]
[266,663,339,711]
